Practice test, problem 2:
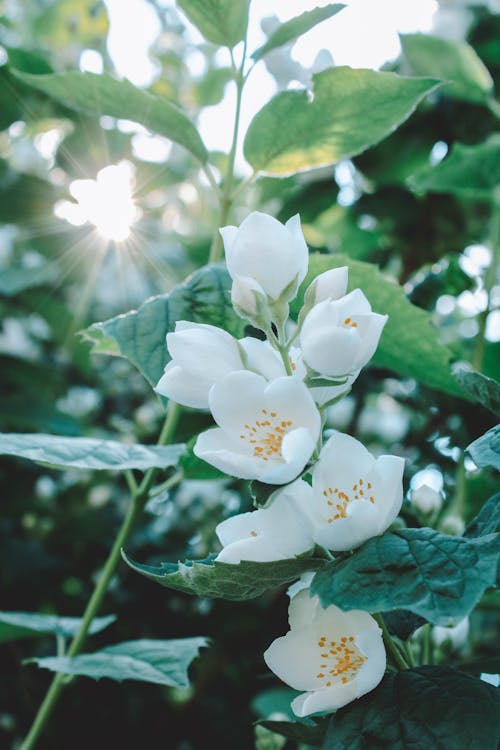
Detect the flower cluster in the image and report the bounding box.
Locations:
[156,211,405,717]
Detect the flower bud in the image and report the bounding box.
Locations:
[410,484,443,515]
[220,212,308,303]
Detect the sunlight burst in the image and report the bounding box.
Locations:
[54,161,140,242]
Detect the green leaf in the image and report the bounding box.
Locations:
[311,528,500,625]
[409,136,500,200]
[0,264,57,296]
[177,0,248,47]
[244,67,439,176]
[123,552,325,601]
[11,71,208,163]
[0,612,115,644]
[0,433,185,471]
[258,718,328,747]
[180,437,225,480]
[28,638,208,687]
[295,254,464,398]
[192,66,232,107]
[252,5,345,62]
[454,368,500,417]
[464,493,500,538]
[467,425,500,471]
[324,667,500,750]
[383,610,426,640]
[400,33,494,104]
[81,264,244,389]
[249,480,280,508]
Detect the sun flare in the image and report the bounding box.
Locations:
[54,161,140,242]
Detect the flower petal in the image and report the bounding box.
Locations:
[208,371,270,436]
[291,680,358,716]
[313,499,382,551]
[166,322,241,381]
[155,362,211,409]
[215,480,315,563]
[239,337,285,380]
[313,267,348,304]
[264,629,321,692]
[194,428,262,479]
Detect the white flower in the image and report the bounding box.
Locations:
[230,274,268,320]
[308,432,404,551]
[155,322,286,409]
[304,266,348,307]
[215,479,315,563]
[410,483,443,515]
[194,371,321,484]
[300,289,387,378]
[220,212,309,302]
[264,589,386,717]
[432,617,469,650]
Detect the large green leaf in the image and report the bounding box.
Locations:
[464,493,500,538]
[467,425,500,471]
[454,368,500,417]
[295,254,464,398]
[81,264,244,389]
[311,528,500,625]
[28,638,208,687]
[258,718,327,747]
[244,67,439,176]
[409,137,500,200]
[177,0,248,47]
[324,667,500,750]
[400,33,494,104]
[123,552,325,601]
[0,611,115,644]
[383,610,425,640]
[252,5,345,62]
[12,71,208,163]
[0,433,185,471]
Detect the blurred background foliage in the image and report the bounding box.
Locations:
[0,0,499,748]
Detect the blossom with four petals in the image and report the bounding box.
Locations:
[300,289,388,378]
[264,588,386,717]
[309,431,404,551]
[194,370,321,484]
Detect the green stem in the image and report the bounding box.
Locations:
[20,400,181,750]
[266,328,293,376]
[421,623,433,666]
[472,197,500,372]
[147,468,184,500]
[373,613,409,671]
[20,496,142,750]
[208,39,247,264]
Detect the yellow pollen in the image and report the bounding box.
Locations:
[239,410,294,460]
[250,531,257,537]
[315,634,366,685]
[324,478,376,519]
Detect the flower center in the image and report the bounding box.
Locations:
[315,634,366,687]
[323,479,375,523]
[342,316,358,329]
[239,409,294,461]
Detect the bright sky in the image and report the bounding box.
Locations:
[101,0,439,162]
[68,0,441,242]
